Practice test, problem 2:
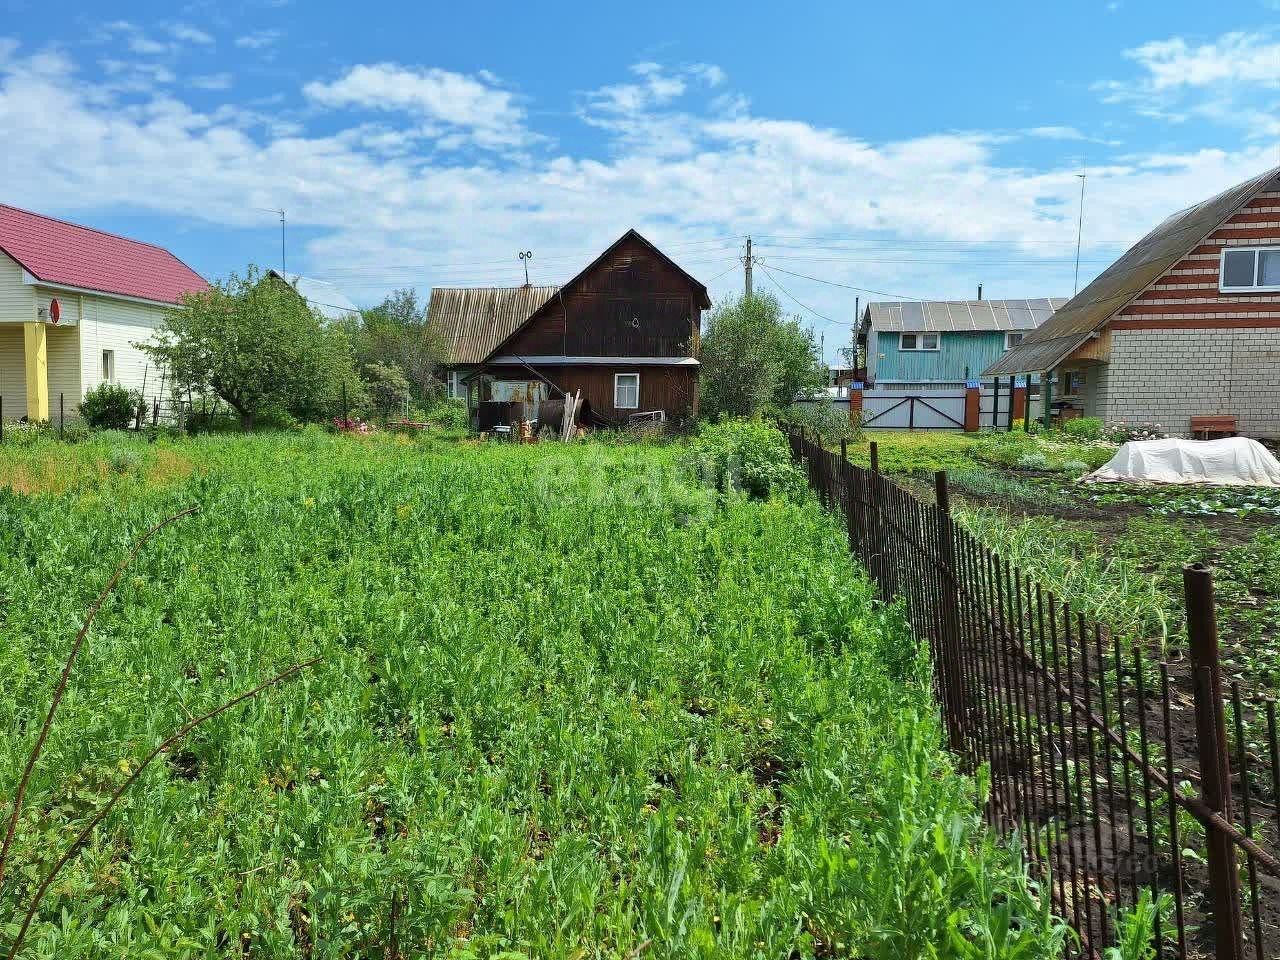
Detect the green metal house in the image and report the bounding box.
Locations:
[858,298,1064,387]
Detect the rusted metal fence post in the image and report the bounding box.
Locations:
[1184,562,1244,960]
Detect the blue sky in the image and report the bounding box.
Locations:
[3,0,1280,358]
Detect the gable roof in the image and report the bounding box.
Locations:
[427,285,560,365]
[863,298,1066,334]
[480,228,712,362]
[268,270,360,322]
[0,203,208,305]
[986,164,1280,376]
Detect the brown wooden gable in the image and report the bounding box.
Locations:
[486,230,708,360]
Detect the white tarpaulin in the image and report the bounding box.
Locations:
[1085,437,1280,487]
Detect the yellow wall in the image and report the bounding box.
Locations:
[23,322,48,421]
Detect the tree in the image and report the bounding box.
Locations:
[143,265,362,430]
[699,293,824,420]
[342,289,447,405]
[364,362,412,418]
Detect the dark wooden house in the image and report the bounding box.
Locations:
[428,229,711,429]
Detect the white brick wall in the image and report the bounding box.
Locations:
[1094,327,1280,437]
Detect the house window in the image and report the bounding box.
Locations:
[614,372,640,409]
[447,370,462,399]
[1220,246,1280,292]
[101,350,115,382]
[1005,332,1024,350]
[899,332,940,351]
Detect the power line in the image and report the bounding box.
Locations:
[755,253,1113,266]
[758,262,927,302]
[753,233,1132,246]
[756,262,849,327]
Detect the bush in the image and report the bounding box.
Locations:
[423,399,469,432]
[1105,421,1167,443]
[683,419,804,499]
[1062,417,1103,441]
[780,399,862,445]
[80,383,141,430]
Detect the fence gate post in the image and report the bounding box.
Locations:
[934,471,966,753]
[1184,562,1244,960]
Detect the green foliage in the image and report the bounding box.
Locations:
[699,294,824,420]
[341,289,447,405]
[1104,891,1168,960]
[364,361,412,418]
[142,264,363,430]
[1061,417,1103,441]
[0,433,1066,957]
[944,468,1063,505]
[423,398,469,433]
[684,418,806,499]
[78,383,141,430]
[780,398,862,445]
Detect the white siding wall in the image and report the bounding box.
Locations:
[0,253,35,417]
[79,294,170,413]
[0,325,25,417]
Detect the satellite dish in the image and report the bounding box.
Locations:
[48,298,61,324]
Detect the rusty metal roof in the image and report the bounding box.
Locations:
[986,164,1280,375]
[427,285,559,365]
[864,298,1066,333]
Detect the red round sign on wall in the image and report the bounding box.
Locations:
[48,298,61,324]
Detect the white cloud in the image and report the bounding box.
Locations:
[303,63,529,149]
[190,73,233,91]
[167,23,215,46]
[3,41,1277,340]
[1023,125,1087,140]
[1101,30,1280,137]
[235,30,281,50]
[1123,32,1280,91]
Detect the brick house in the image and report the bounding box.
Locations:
[987,164,1280,438]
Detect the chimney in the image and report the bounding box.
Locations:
[977,283,983,300]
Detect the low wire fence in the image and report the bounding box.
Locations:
[784,423,1280,960]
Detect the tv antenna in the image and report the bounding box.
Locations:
[256,207,286,274]
[518,250,533,285]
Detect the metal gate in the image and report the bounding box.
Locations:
[861,389,966,430]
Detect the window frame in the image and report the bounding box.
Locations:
[613,372,640,409]
[1219,246,1280,293]
[101,349,115,383]
[898,332,940,352]
[1004,331,1025,351]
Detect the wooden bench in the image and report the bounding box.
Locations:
[1190,415,1237,440]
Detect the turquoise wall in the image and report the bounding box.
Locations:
[871,329,1014,382]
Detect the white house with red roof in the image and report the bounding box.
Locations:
[0,204,208,422]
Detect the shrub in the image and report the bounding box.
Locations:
[423,398,469,432]
[1061,459,1090,476]
[1062,417,1103,441]
[1105,421,1167,443]
[780,399,861,445]
[80,383,141,430]
[1014,452,1050,471]
[683,419,804,499]
[106,447,141,474]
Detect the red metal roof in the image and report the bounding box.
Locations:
[0,204,209,305]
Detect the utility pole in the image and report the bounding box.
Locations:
[744,235,753,298]
[279,209,286,275]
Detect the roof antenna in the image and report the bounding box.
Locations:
[1073,164,1087,296]
[519,250,533,286]
[255,207,286,274]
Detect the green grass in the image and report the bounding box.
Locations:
[0,430,1066,959]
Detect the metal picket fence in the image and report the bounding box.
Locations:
[783,423,1280,960]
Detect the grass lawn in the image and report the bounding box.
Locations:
[0,429,1066,959]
